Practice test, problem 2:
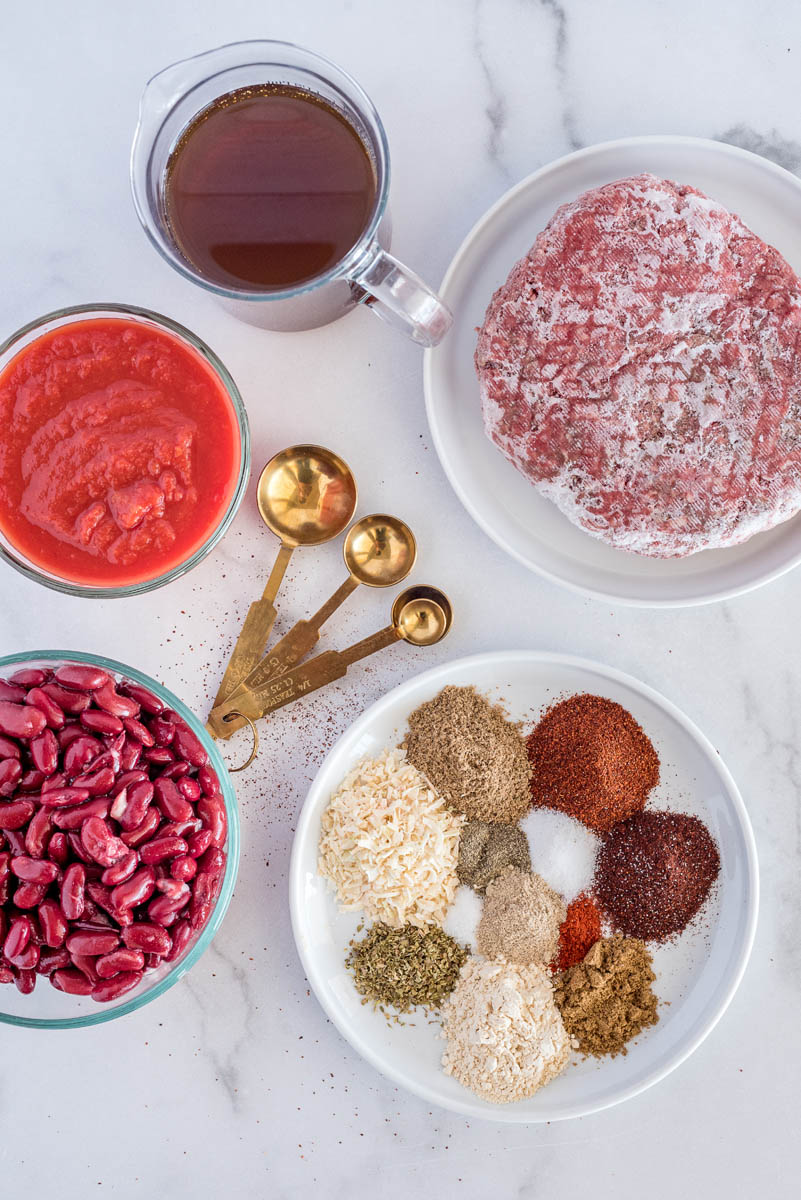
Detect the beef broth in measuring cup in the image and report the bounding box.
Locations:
[131,41,451,342]
[164,85,378,291]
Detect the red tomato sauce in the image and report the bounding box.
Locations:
[0,317,241,586]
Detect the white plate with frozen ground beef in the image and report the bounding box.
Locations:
[289,651,758,1123]
[424,136,801,605]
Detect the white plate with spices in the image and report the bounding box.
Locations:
[424,135,801,606]
[289,650,758,1123]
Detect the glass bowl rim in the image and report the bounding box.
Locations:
[0,302,251,598]
[0,649,240,1029]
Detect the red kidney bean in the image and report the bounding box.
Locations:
[198,765,222,798]
[185,828,213,858]
[47,832,69,866]
[92,970,142,1002]
[5,828,26,855]
[24,806,53,856]
[52,796,110,831]
[66,930,120,956]
[10,667,49,689]
[154,777,193,822]
[15,881,47,908]
[0,700,47,739]
[80,709,123,735]
[95,947,145,978]
[0,758,22,797]
[119,682,164,715]
[5,914,32,957]
[197,846,225,882]
[37,947,71,974]
[155,876,190,901]
[160,819,200,839]
[115,779,154,831]
[70,952,100,982]
[120,806,161,848]
[120,739,142,771]
[41,772,67,795]
[171,722,208,768]
[0,799,36,829]
[0,681,27,703]
[0,852,10,904]
[8,940,40,969]
[148,893,187,925]
[66,831,92,864]
[111,866,156,911]
[26,688,66,729]
[62,738,104,782]
[51,967,93,994]
[59,723,91,749]
[94,684,140,720]
[15,968,36,994]
[177,777,201,802]
[17,770,45,793]
[140,837,187,865]
[60,863,86,920]
[165,918,193,962]
[158,760,191,781]
[0,734,21,759]
[144,747,174,765]
[123,717,154,747]
[73,765,116,796]
[42,682,92,714]
[170,855,197,883]
[39,786,91,809]
[38,899,69,947]
[101,850,138,886]
[151,715,175,746]
[11,855,58,886]
[189,873,216,930]
[54,664,110,692]
[113,769,148,794]
[196,797,226,848]
[81,817,127,868]
[30,728,58,777]
[123,923,172,955]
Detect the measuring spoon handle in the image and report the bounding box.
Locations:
[211,543,295,708]
[207,624,400,738]
[226,576,359,701]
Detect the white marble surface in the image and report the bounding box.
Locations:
[1,1,799,1195]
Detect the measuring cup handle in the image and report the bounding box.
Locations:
[350,247,452,348]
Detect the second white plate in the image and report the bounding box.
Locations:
[424,135,801,606]
[289,651,758,1123]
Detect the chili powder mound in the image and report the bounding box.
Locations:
[595,810,720,942]
[527,693,659,832]
[553,892,602,973]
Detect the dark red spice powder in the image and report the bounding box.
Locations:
[553,892,602,973]
[527,693,659,832]
[595,810,720,942]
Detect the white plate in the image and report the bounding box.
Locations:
[289,651,758,1123]
[424,136,801,606]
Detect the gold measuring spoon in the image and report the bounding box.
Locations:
[207,584,452,739]
[219,515,416,734]
[212,445,357,708]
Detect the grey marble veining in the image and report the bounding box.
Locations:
[1,0,801,1196]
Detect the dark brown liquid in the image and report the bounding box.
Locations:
[164,85,376,290]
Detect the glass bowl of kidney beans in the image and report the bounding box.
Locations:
[0,652,239,1026]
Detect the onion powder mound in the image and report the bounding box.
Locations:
[318,748,462,928]
[404,686,531,822]
[441,957,570,1103]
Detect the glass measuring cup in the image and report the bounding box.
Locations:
[130,40,452,346]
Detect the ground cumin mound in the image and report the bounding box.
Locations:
[404,686,531,822]
[553,935,659,1057]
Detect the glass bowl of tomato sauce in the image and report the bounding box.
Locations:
[0,650,240,1028]
[0,304,250,595]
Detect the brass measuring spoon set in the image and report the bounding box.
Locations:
[206,444,452,760]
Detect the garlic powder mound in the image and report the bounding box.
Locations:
[318,748,463,928]
[441,957,570,1103]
